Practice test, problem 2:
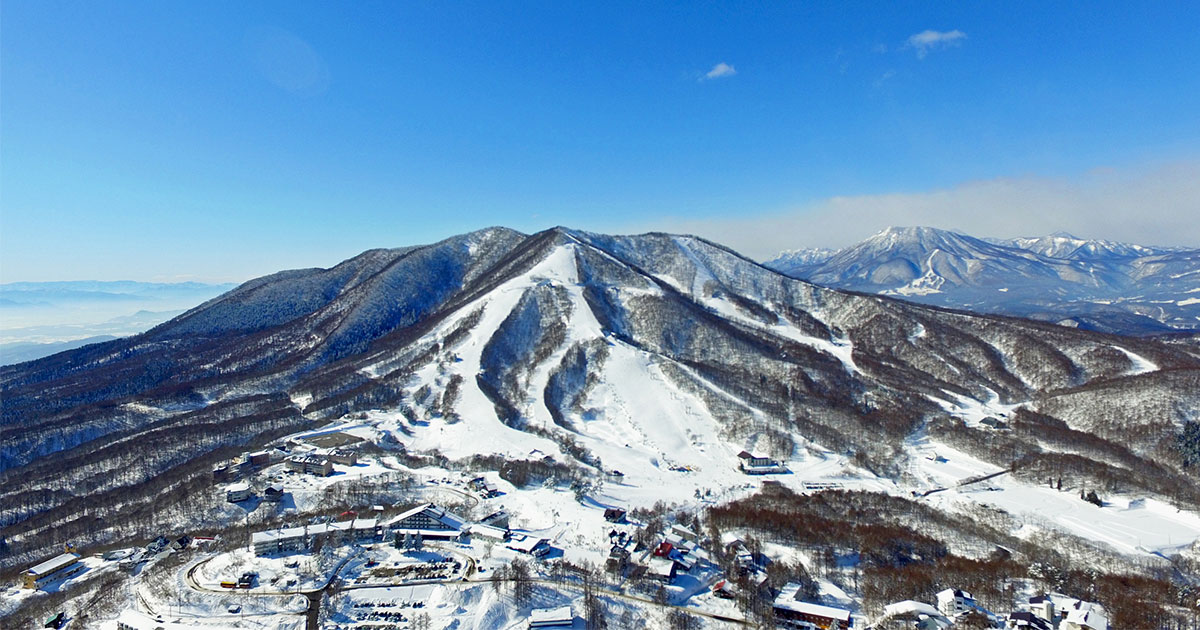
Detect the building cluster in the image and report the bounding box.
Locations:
[286,453,334,476]
[224,480,287,504]
[219,445,364,503]
[467,475,502,498]
[605,529,639,573]
[602,511,714,587]
[214,444,360,489]
[1009,594,1108,630]
[212,449,280,483]
[248,502,552,560]
[809,587,1112,630]
[282,447,359,476]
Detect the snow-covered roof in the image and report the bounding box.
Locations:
[1008,612,1052,630]
[251,519,376,544]
[670,524,697,538]
[1064,603,1108,630]
[774,598,852,621]
[227,481,251,492]
[331,518,376,532]
[252,526,303,544]
[529,605,573,627]
[884,600,944,619]
[386,503,466,531]
[771,582,852,620]
[647,555,676,577]
[467,523,507,539]
[26,552,80,577]
[936,588,973,602]
[505,535,547,553]
[289,453,329,464]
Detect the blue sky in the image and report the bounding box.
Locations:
[2,1,1198,282]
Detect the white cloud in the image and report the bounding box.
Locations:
[703,62,737,80]
[633,160,1200,260]
[905,29,967,59]
[246,26,330,96]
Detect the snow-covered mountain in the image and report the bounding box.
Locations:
[1000,231,1169,260]
[766,226,1200,335]
[3,226,1200,579]
[762,246,835,270]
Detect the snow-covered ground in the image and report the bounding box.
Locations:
[1110,344,1159,375]
[40,241,1200,628]
[910,439,1200,557]
[1,554,117,616]
[925,388,1023,427]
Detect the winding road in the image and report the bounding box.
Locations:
[185,549,361,629]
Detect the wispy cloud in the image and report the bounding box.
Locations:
[631,160,1200,259]
[905,29,967,59]
[246,26,331,96]
[702,62,737,81]
[873,69,896,88]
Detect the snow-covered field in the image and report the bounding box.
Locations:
[909,438,1200,557]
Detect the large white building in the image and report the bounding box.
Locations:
[21,552,82,589]
[773,582,852,630]
[935,588,975,617]
[225,481,252,503]
[251,519,378,556]
[1028,593,1108,630]
[529,606,573,629]
[385,503,466,541]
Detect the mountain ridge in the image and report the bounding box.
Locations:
[3,226,1199,582]
[766,226,1200,335]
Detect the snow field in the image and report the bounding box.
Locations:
[1109,345,1159,375]
[925,388,1023,427]
[911,440,1200,557]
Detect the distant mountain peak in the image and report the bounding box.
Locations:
[868,225,965,242]
[764,226,1200,335]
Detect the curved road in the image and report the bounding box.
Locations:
[418,484,480,509]
[185,549,361,629]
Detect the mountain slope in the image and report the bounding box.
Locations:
[3,227,1200,573]
[767,226,1200,334]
